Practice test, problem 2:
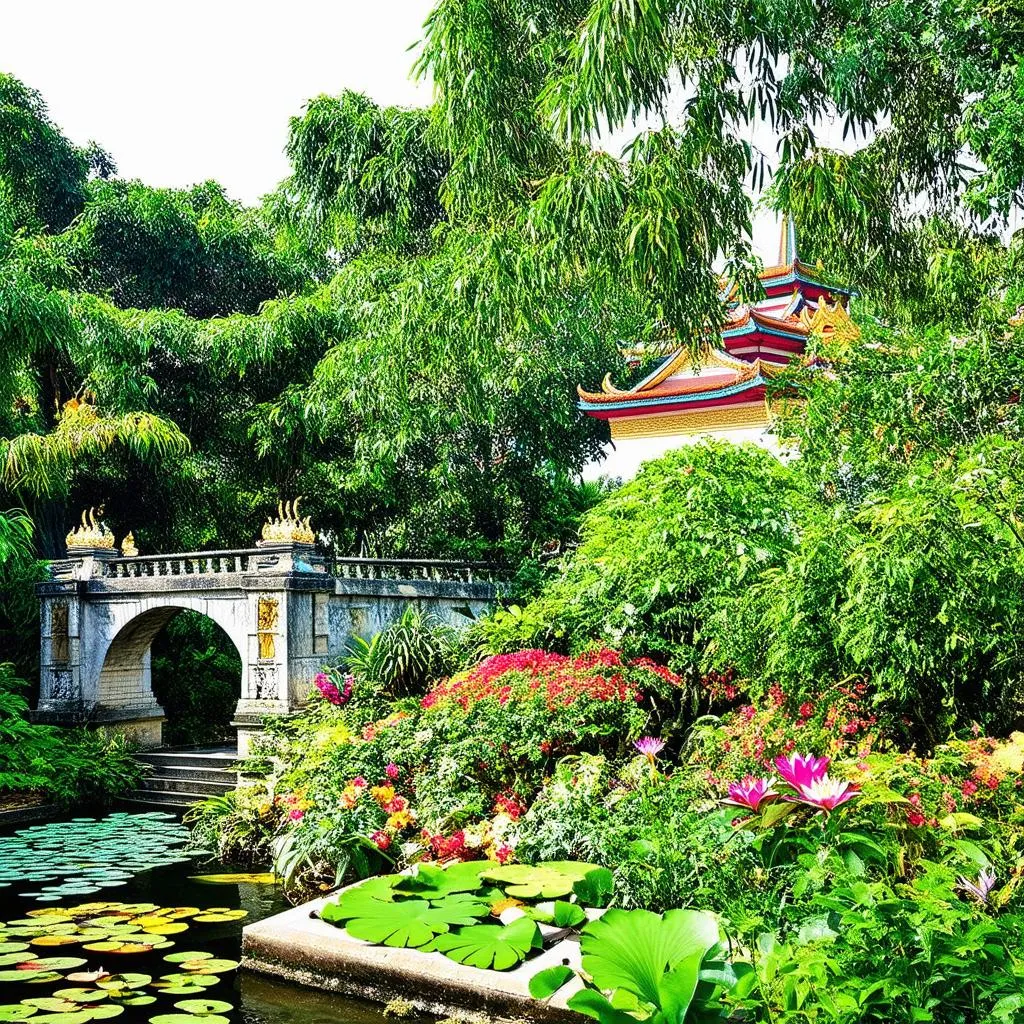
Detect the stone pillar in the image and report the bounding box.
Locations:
[232,539,333,756]
[33,545,169,746]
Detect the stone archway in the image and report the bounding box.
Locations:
[95,603,247,746]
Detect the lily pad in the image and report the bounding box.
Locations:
[149,1017,228,1024]
[480,861,600,899]
[189,873,277,885]
[345,894,490,949]
[176,959,237,975]
[161,953,210,965]
[172,1001,233,1014]
[394,863,489,898]
[0,1007,37,1021]
[429,916,542,970]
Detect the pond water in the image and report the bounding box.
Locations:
[0,811,404,1024]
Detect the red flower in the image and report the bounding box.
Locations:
[906,811,926,827]
[798,702,814,719]
[371,830,391,851]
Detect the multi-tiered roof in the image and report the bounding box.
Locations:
[577,220,859,440]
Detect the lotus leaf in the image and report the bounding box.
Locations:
[573,908,720,1017]
[110,996,153,1007]
[176,959,237,975]
[84,1009,123,1020]
[149,1016,228,1024]
[0,973,61,984]
[0,1007,37,1021]
[23,960,86,972]
[19,1013,92,1024]
[479,862,600,899]
[172,1000,233,1014]
[573,868,614,908]
[188,873,277,884]
[96,975,150,991]
[0,956,36,968]
[528,964,576,999]
[394,863,489,898]
[161,953,211,964]
[19,1003,78,1014]
[345,894,489,948]
[429,916,542,970]
[50,992,106,1004]
[319,876,399,925]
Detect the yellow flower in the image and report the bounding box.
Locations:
[387,810,414,831]
[371,784,396,807]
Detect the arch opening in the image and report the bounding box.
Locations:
[95,605,243,748]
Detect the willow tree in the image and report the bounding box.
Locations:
[415,0,1024,332]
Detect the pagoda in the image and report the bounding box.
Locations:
[578,219,858,470]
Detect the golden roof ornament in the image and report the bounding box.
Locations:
[261,498,315,545]
[66,507,115,550]
[799,298,860,342]
[121,531,138,557]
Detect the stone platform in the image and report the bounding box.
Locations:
[242,894,585,1023]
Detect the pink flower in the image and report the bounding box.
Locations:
[495,843,514,865]
[634,737,666,760]
[289,809,304,822]
[352,777,367,789]
[723,776,780,813]
[906,810,926,827]
[774,753,830,792]
[787,774,860,813]
[385,762,400,779]
[371,830,391,851]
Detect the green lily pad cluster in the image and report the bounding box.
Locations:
[319,860,612,972]
[0,814,191,903]
[0,900,245,1023]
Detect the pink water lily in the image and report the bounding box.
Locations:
[723,775,780,813]
[957,868,997,905]
[634,736,666,760]
[774,753,830,792]
[787,774,860,813]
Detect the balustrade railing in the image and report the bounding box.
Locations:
[326,557,504,584]
[102,549,254,578]
[97,550,505,584]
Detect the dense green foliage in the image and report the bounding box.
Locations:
[0,662,142,806]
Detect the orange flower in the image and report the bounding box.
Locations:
[387,810,414,831]
[371,784,396,807]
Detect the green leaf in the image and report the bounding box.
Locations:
[579,908,720,1007]
[428,916,541,970]
[573,867,614,908]
[480,861,600,899]
[319,875,399,925]
[552,901,587,928]
[344,893,489,949]
[656,953,705,1024]
[528,964,575,999]
[394,862,488,898]
[566,989,638,1024]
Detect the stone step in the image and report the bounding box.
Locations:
[119,791,195,811]
[138,763,238,786]
[137,775,235,797]
[136,750,239,770]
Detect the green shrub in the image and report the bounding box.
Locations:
[474,442,809,677]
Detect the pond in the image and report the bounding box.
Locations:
[0,812,408,1024]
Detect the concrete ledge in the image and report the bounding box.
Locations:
[242,895,585,1022]
[0,802,59,829]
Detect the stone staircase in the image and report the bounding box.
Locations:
[123,747,239,811]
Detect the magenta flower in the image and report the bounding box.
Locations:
[385,762,400,779]
[787,774,860,813]
[774,753,830,792]
[723,776,780,813]
[634,737,666,760]
[957,868,997,905]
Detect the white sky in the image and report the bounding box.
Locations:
[2,0,793,258]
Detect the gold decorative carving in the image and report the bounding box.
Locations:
[798,299,860,341]
[609,403,772,440]
[66,508,115,550]
[261,498,315,545]
[257,597,279,660]
[51,602,69,664]
[121,532,138,557]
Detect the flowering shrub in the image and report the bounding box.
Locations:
[692,678,886,785]
[315,669,353,706]
[419,648,681,770]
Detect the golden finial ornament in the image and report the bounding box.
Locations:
[121,531,138,557]
[261,498,315,545]
[66,507,115,550]
[799,299,860,342]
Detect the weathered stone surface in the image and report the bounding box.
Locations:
[242,895,584,1023]
[34,545,498,749]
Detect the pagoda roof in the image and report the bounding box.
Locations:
[579,217,859,424]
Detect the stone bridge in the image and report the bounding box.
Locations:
[34,528,501,752]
